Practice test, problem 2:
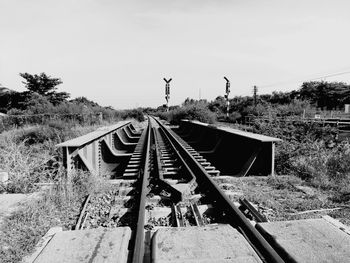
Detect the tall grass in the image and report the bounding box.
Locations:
[290,141,350,191]
[0,121,101,193]
[0,118,134,262]
[250,118,350,191]
[0,170,108,263]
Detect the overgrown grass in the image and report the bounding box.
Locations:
[291,141,350,191]
[0,118,141,262]
[250,119,350,192]
[0,120,107,193]
[0,170,109,263]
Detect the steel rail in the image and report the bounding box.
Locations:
[131,118,152,263]
[75,194,91,230]
[152,127,166,180]
[151,127,183,202]
[157,126,197,187]
[239,198,268,223]
[152,116,285,263]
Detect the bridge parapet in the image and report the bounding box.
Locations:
[56,121,142,177]
[175,120,282,176]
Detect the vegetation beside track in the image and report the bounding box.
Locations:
[217,120,350,227]
[0,119,143,262]
[157,101,216,125]
[215,175,350,226]
[0,171,109,263]
[247,119,350,193]
[0,121,97,193]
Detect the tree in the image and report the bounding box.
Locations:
[70,96,100,107]
[21,92,54,114]
[299,81,350,109]
[208,96,225,113]
[20,72,70,105]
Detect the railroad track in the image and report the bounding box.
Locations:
[75,116,285,263]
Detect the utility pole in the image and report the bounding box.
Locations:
[163,78,172,112]
[253,85,258,108]
[224,77,230,118]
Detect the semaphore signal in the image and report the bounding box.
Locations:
[163,78,172,112]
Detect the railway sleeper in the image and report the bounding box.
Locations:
[204,166,216,171]
[160,157,175,161]
[124,168,139,173]
[162,159,177,163]
[162,171,178,177]
[127,164,140,168]
[164,167,180,172]
[128,160,141,165]
[129,157,142,161]
[122,173,139,179]
[160,154,173,158]
[207,170,220,176]
[162,162,176,167]
[199,161,211,166]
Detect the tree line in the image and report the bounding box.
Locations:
[0,72,146,122]
[1,72,349,123]
[0,72,123,119]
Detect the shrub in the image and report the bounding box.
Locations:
[162,104,216,125]
[289,141,350,190]
[250,118,350,191]
[325,141,350,183]
[250,118,337,143]
[121,108,145,122]
[13,126,59,145]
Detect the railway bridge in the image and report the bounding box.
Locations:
[25,117,350,263]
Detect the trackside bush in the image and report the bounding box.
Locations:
[120,108,145,122]
[250,118,350,191]
[290,140,350,190]
[161,104,216,125]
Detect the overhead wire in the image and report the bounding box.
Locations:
[258,69,350,90]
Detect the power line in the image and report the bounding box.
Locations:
[309,70,350,80]
[259,69,350,90]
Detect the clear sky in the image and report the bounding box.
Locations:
[1,0,350,109]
